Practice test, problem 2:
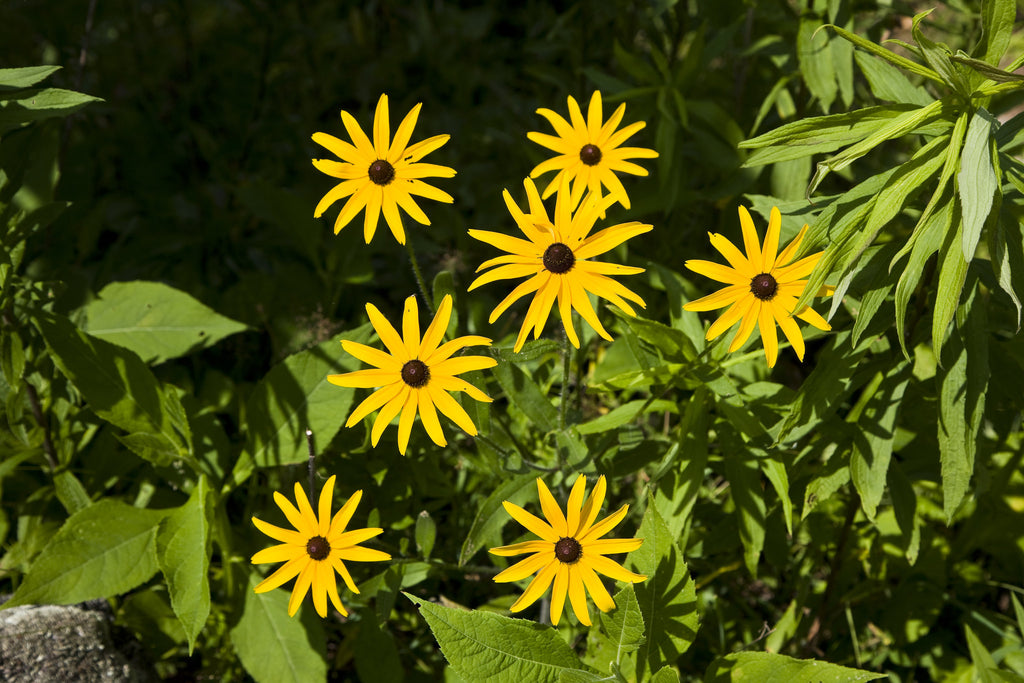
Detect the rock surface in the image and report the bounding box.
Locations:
[0,599,156,683]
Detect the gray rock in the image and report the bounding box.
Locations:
[0,599,156,683]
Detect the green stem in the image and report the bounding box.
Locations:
[559,328,571,433]
[305,429,316,502]
[405,237,434,315]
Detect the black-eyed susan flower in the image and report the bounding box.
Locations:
[468,177,652,352]
[251,475,390,618]
[329,294,496,454]
[312,93,455,245]
[528,91,658,210]
[490,475,645,626]
[683,205,834,368]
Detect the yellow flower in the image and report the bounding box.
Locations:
[251,475,390,618]
[490,475,645,626]
[467,177,652,352]
[527,91,657,210]
[312,93,456,245]
[683,205,834,368]
[328,294,496,454]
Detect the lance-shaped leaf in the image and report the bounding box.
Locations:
[976,0,1016,68]
[80,280,250,364]
[0,65,62,89]
[850,364,911,520]
[0,87,103,131]
[459,473,536,565]
[854,52,933,106]
[958,109,999,261]
[598,584,646,658]
[706,652,886,682]
[825,23,943,85]
[798,15,836,112]
[3,500,167,608]
[407,594,595,683]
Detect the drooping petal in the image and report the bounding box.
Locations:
[427,384,478,436]
[549,564,570,626]
[705,296,756,342]
[580,563,616,613]
[431,375,492,403]
[395,388,418,455]
[773,298,806,361]
[566,566,591,625]
[682,284,747,312]
[728,300,761,353]
[381,192,406,245]
[287,561,317,616]
[488,540,554,557]
[345,381,405,427]
[509,560,558,614]
[311,561,330,617]
[370,384,409,446]
[493,551,554,583]
[758,302,779,368]
[255,556,307,594]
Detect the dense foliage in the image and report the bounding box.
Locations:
[2,1,1023,681]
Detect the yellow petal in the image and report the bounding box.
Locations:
[580,563,616,613]
[795,305,831,331]
[251,544,304,565]
[366,302,410,362]
[311,131,366,165]
[775,224,809,267]
[253,517,305,545]
[363,186,383,243]
[574,221,652,261]
[705,295,755,342]
[431,375,492,403]
[423,335,493,366]
[773,299,806,361]
[340,339,403,372]
[372,93,390,158]
[254,555,306,594]
[566,95,587,137]
[568,276,612,342]
[758,301,779,368]
[345,383,404,427]
[587,554,647,584]
[580,504,628,542]
[336,546,391,562]
[557,277,579,349]
[314,178,362,217]
[427,384,477,436]
[341,109,375,158]
[762,206,781,272]
[311,561,330,617]
[381,192,406,245]
[596,102,626,143]
[326,569,348,616]
[489,541,554,557]
[486,272,545,324]
[288,561,316,616]
[536,478,568,537]
[370,385,409,446]
[334,527,385,547]
[684,259,748,286]
[564,475,587,540]
[328,369,400,389]
[493,551,553,582]
[272,490,307,534]
[534,107,576,143]
[317,476,336,536]
[708,232,753,275]
[502,500,558,542]
[419,294,452,359]
[327,490,362,537]
[683,284,747,313]
[509,560,558,614]
[388,101,421,163]
[585,537,644,555]
[396,389,418,455]
[567,565,591,625]
[738,206,762,270]
[330,184,372,235]
[331,556,360,593]
[431,355,498,377]
[728,301,761,353]
[549,563,569,626]
[402,295,421,359]
[575,475,607,537]
[402,134,449,163]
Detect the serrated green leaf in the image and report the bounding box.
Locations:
[854,52,933,106]
[157,476,213,654]
[407,594,593,682]
[798,16,836,112]
[35,312,194,468]
[850,365,911,520]
[628,497,699,680]
[0,65,62,89]
[231,324,371,488]
[79,280,250,364]
[459,473,536,565]
[706,652,886,682]
[599,583,645,659]
[3,500,166,608]
[959,109,999,261]
[232,572,327,683]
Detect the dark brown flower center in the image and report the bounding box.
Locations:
[368,159,395,185]
[543,243,576,274]
[750,273,778,301]
[555,537,582,564]
[306,535,331,561]
[579,144,602,166]
[401,359,431,388]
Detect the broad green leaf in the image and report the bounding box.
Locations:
[232,572,327,683]
[0,87,103,131]
[354,611,405,683]
[854,52,932,106]
[35,312,194,468]
[157,476,214,654]
[0,65,62,89]
[576,399,678,435]
[722,444,767,577]
[741,105,917,167]
[958,109,999,261]
[628,497,699,680]
[489,355,559,432]
[977,0,1016,67]
[651,666,681,683]
[79,280,250,364]
[706,652,886,682]
[459,473,537,565]
[825,23,943,85]
[598,584,645,659]
[798,15,836,112]
[231,324,371,488]
[850,365,911,520]
[407,594,594,682]
[3,499,166,608]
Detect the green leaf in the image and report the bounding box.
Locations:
[354,611,405,683]
[740,105,918,166]
[0,87,103,131]
[598,583,646,658]
[231,324,371,488]
[0,65,62,89]
[415,510,437,560]
[722,443,767,577]
[932,216,970,356]
[79,280,250,364]
[951,53,1024,83]
[966,624,1000,683]
[576,399,678,436]
[977,0,1015,68]
[989,203,1024,329]
[35,312,194,468]
[53,470,91,514]
[489,355,559,432]
[459,473,537,565]
[759,456,793,535]
[407,594,594,682]
[3,499,166,608]
[854,52,933,106]
[958,109,999,261]
[157,476,214,654]
[825,23,943,85]
[798,16,836,112]
[651,666,681,683]
[889,462,922,563]
[849,365,911,520]
[628,497,699,680]
[706,652,886,682]
[231,572,327,683]
[911,10,971,95]
[938,280,989,521]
